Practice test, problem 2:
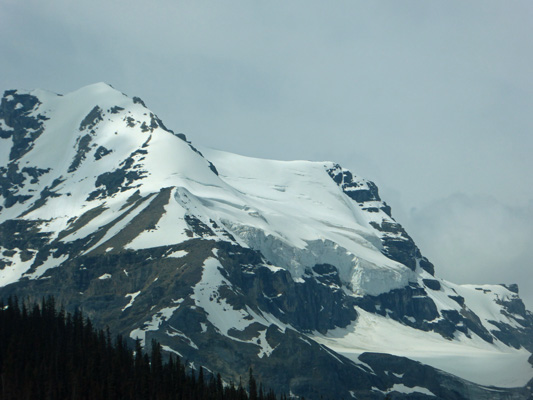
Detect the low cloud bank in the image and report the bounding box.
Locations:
[402,194,533,310]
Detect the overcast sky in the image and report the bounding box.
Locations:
[2,0,532,307]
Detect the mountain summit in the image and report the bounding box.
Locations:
[1,84,532,399]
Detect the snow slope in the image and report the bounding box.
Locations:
[201,148,414,296]
[313,305,533,388]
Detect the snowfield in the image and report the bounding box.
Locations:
[312,305,533,388]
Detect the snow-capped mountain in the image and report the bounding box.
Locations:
[1,83,532,399]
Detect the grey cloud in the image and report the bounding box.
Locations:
[403,194,533,309]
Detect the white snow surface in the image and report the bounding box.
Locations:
[0,135,12,165]
[23,254,69,280]
[455,284,525,330]
[312,306,533,388]
[130,304,181,346]
[200,148,414,296]
[0,250,35,286]
[166,249,188,259]
[122,291,141,311]
[385,385,436,397]
[126,188,191,250]
[371,384,436,397]
[192,256,284,358]
[191,257,254,336]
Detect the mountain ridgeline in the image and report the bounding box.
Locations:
[0,83,532,399]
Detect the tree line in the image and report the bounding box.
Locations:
[0,297,290,400]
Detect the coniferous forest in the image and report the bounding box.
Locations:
[0,297,285,400]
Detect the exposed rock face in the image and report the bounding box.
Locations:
[0,91,50,209]
[0,91,48,160]
[326,164,435,275]
[0,84,532,399]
